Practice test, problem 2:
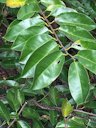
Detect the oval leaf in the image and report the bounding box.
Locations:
[31,51,65,90]
[68,62,90,105]
[62,99,73,117]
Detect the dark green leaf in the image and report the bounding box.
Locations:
[0,101,10,122]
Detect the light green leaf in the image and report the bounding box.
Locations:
[68,62,90,105]
[0,101,10,122]
[56,12,96,31]
[17,120,31,128]
[31,51,65,90]
[4,15,44,42]
[59,25,95,42]
[21,39,58,78]
[17,3,40,20]
[62,99,73,117]
[77,50,96,74]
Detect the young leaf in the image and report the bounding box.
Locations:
[62,99,73,117]
[0,101,10,122]
[77,50,96,74]
[68,62,90,105]
[31,51,65,90]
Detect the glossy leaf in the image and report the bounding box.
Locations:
[17,3,40,20]
[62,99,73,117]
[56,12,96,31]
[59,25,95,42]
[12,26,48,52]
[68,62,90,105]
[0,101,10,122]
[77,50,96,74]
[21,39,58,78]
[50,6,76,16]
[4,15,44,42]
[17,120,31,128]
[31,51,65,90]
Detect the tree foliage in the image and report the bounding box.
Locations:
[0,0,96,127]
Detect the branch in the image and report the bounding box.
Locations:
[28,99,96,119]
[7,102,27,128]
[40,10,74,59]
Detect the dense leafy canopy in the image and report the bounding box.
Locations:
[0,0,96,127]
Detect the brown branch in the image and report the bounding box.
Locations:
[40,10,74,59]
[28,99,96,119]
[7,102,27,128]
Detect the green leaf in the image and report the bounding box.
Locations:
[20,33,51,64]
[49,111,57,126]
[74,40,96,50]
[12,26,48,52]
[17,3,40,20]
[21,39,58,78]
[56,12,96,31]
[4,15,44,42]
[77,50,96,74]
[62,99,73,117]
[7,89,24,111]
[22,107,40,119]
[0,101,10,122]
[0,80,19,87]
[16,89,25,105]
[31,51,65,90]
[68,62,90,105]
[56,117,86,128]
[50,6,76,16]
[41,0,64,7]
[49,87,59,106]
[59,25,95,42]
[85,101,96,109]
[17,120,31,128]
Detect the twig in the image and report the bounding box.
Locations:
[7,102,27,128]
